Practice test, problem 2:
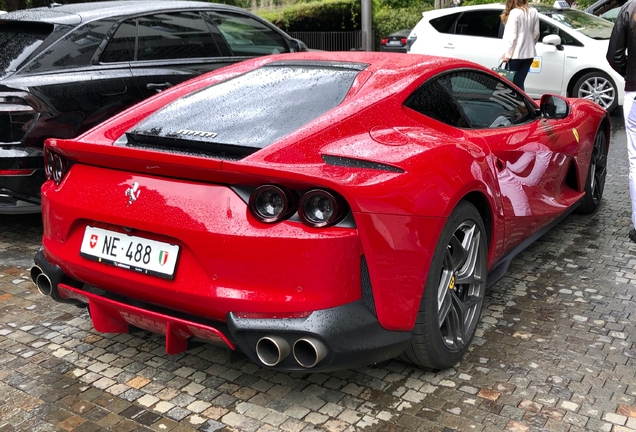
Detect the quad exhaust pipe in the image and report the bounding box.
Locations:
[255,335,328,368]
[31,249,83,306]
[30,265,52,296]
[293,338,327,368]
[256,335,290,367]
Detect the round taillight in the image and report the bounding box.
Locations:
[249,185,296,223]
[298,189,346,228]
[52,153,66,184]
[44,150,54,179]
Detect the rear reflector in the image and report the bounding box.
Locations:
[0,169,36,176]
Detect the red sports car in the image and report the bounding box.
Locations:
[32,52,609,371]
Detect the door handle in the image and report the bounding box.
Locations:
[146,82,173,93]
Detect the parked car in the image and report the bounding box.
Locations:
[32,51,609,372]
[380,29,411,53]
[584,0,626,22]
[407,3,623,112]
[0,0,306,214]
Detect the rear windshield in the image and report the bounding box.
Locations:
[0,21,54,78]
[127,63,362,155]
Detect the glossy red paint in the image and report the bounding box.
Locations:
[37,52,610,370]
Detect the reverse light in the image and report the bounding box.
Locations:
[249,185,297,223]
[298,189,347,228]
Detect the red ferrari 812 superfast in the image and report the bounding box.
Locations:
[32,52,609,371]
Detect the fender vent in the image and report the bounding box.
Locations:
[360,255,376,315]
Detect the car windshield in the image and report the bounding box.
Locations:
[536,7,614,39]
[0,21,53,78]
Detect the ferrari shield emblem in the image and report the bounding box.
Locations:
[158,250,169,266]
[572,128,579,143]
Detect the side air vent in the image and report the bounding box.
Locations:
[322,155,404,173]
[121,133,259,160]
[360,255,376,315]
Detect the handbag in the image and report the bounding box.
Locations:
[492,61,516,82]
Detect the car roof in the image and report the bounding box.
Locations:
[0,0,239,25]
[253,51,491,79]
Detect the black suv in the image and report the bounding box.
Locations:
[0,0,306,213]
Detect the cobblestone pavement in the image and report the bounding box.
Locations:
[1,110,635,432]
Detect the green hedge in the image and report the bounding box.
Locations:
[373,4,429,41]
[258,0,361,31]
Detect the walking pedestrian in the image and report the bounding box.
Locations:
[500,0,539,91]
[607,1,636,242]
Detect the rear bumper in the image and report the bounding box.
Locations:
[35,249,410,371]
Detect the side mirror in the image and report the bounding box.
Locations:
[542,34,562,46]
[540,94,570,119]
[290,38,308,52]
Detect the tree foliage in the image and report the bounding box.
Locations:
[258,0,361,31]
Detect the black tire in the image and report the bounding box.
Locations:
[400,201,488,370]
[572,72,618,113]
[577,128,608,214]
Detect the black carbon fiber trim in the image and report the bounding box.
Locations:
[360,255,376,315]
[322,155,404,173]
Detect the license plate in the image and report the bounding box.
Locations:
[387,40,402,46]
[80,226,180,279]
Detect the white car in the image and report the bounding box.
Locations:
[407,2,623,112]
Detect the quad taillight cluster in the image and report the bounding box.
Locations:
[248,185,348,228]
[44,149,70,185]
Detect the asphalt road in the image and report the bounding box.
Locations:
[0,108,634,432]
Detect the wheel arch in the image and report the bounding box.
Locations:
[566,68,617,99]
[461,191,493,253]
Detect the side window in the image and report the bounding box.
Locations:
[539,20,580,46]
[442,70,535,128]
[455,11,502,38]
[203,11,290,56]
[102,19,136,63]
[429,13,461,34]
[136,12,221,61]
[24,20,114,70]
[404,79,470,128]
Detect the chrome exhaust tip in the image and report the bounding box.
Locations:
[30,265,43,285]
[35,272,53,296]
[293,338,327,368]
[256,335,291,367]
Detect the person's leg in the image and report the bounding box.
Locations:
[624,91,636,241]
[508,58,533,91]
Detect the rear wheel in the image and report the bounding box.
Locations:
[401,201,488,370]
[572,72,617,113]
[577,128,608,214]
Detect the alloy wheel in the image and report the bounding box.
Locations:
[577,76,616,110]
[589,129,608,205]
[436,220,486,351]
